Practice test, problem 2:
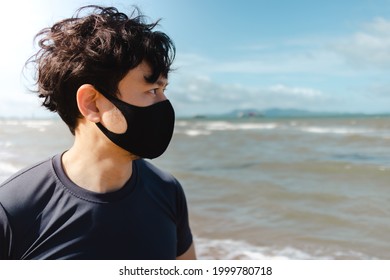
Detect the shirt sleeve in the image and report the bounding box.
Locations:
[0,202,12,259]
[174,180,193,257]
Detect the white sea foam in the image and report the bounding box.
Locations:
[0,120,54,132]
[175,121,278,136]
[194,237,375,260]
[175,121,189,127]
[184,130,212,137]
[194,237,317,260]
[205,122,278,131]
[0,120,53,126]
[299,126,371,135]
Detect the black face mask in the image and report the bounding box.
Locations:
[95,91,175,159]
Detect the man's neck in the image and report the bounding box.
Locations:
[61,142,134,194]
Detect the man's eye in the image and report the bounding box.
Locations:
[148,89,157,95]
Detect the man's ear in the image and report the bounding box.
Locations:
[76,84,101,123]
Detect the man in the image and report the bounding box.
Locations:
[0,5,195,260]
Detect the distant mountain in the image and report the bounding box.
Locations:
[225,109,264,118]
[262,108,338,117]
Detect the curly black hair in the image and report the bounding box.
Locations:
[27,5,175,134]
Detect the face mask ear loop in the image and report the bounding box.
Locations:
[94,86,140,111]
[93,86,115,102]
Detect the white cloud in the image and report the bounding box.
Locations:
[169,75,329,116]
[168,16,390,116]
[176,17,390,77]
[364,17,390,36]
[268,84,323,98]
[332,17,390,69]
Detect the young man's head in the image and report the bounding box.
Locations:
[29,5,175,136]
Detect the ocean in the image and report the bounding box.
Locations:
[1,116,390,259]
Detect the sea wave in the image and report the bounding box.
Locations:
[195,237,309,260]
[175,121,279,137]
[175,120,390,140]
[194,237,375,260]
[0,119,55,132]
[204,122,278,131]
[299,126,372,135]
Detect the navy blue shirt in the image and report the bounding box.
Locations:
[0,154,192,259]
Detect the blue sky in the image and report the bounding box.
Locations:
[1,0,390,118]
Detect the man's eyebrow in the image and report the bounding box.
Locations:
[157,80,169,87]
[143,75,168,87]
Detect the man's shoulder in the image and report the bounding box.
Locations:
[135,159,185,200]
[135,159,178,184]
[0,157,54,189]
[0,156,58,211]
